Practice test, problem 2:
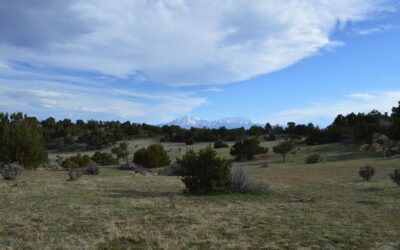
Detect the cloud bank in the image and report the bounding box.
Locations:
[267,91,400,125]
[0,0,396,85]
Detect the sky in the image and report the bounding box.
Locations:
[0,0,399,126]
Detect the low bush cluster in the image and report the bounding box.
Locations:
[84,162,100,175]
[61,154,91,169]
[305,154,321,164]
[118,162,140,170]
[214,141,229,149]
[179,146,231,193]
[61,154,97,181]
[68,168,83,181]
[179,146,269,194]
[133,144,170,168]
[91,151,118,166]
[230,138,268,161]
[0,163,22,180]
[229,168,269,193]
[359,165,375,181]
[111,142,129,163]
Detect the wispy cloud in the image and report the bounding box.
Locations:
[202,87,224,92]
[266,91,400,125]
[0,77,206,123]
[353,24,394,35]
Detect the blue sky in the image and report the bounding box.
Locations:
[0,0,399,126]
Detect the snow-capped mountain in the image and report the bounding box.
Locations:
[164,116,256,129]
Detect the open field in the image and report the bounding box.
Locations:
[1,140,400,249]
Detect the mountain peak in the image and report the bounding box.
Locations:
[164,116,255,129]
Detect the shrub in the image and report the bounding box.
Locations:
[61,154,91,169]
[389,168,400,186]
[230,138,268,161]
[185,138,194,145]
[133,144,170,168]
[359,165,375,181]
[164,162,183,176]
[0,112,48,169]
[118,162,140,171]
[273,140,295,162]
[111,142,129,163]
[91,151,118,166]
[305,154,321,164]
[84,163,100,175]
[178,146,232,194]
[229,168,269,193]
[133,148,147,166]
[214,141,229,149]
[0,163,22,180]
[68,168,83,181]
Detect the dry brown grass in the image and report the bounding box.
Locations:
[1,141,399,249]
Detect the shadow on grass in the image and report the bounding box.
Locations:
[106,189,269,199]
[106,189,180,199]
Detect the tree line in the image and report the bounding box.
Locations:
[1,102,399,170]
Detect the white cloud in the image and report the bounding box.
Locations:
[0,79,206,122]
[0,0,396,86]
[354,24,394,35]
[202,87,224,92]
[348,93,376,100]
[267,91,400,125]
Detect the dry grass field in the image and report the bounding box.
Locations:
[1,140,399,249]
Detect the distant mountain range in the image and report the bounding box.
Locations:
[163,116,257,129]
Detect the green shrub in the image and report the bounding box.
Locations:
[359,165,375,181]
[230,138,267,161]
[111,142,129,163]
[305,154,321,164]
[91,151,118,166]
[185,138,194,145]
[0,112,48,169]
[214,141,229,149]
[273,140,295,162]
[61,154,91,169]
[178,146,232,194]
[0,163,22,180]
[229,168,269,193]
[389,168,400,186]
[133,144,170,168]
[133,148,147,166]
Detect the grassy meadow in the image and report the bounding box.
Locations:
[1,140,400,249]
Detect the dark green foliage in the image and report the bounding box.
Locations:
[229,168,269,193]
[133,148,147,166]
[91,151,118,166]
[359,165,375,181]
[68,168,83,181]
[84,163,100,175]
[214,141,229,148]
[111,142,129,163]
[230,138,268,161]
[178,146,232,194]
[185,137,195,145]
[0,163,22,180]
[305,154,321,164]
[273,140,295,162]
[389,102,400,140]
[389,168,400,186]
[61,154,91,169]
[0,112,48,169]
[133,144,170,168]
